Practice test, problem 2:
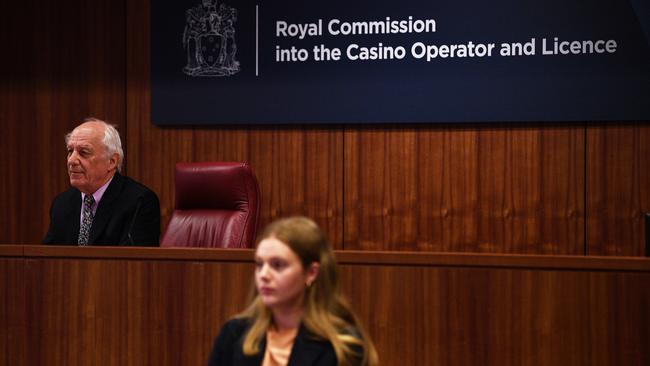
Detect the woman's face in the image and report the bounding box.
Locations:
[254,237,317,311]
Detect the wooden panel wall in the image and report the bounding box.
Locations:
[0,251,26,365]
[343,265,650,366]
[343,126,584,252]
[0,0,126,243]
[2,247,650,365]
[24,258,252,365]
[1,0,649,256]
[587,125,650,256]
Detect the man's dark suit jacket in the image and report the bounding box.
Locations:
[43,172,160,246]
[207,318,341,366]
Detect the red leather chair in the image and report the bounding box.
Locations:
[161,162,260,248]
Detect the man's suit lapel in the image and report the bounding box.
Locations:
[287,325,329,366]
[65,190,82,243]
[89,173,123,244]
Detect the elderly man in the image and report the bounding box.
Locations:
[43,118,160,246]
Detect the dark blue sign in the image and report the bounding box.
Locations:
[151,0,650,124]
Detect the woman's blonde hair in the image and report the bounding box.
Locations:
[238,216,378,366]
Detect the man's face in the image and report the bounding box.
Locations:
[66,122,117,194]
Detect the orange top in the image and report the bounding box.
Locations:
[262,326,299,366]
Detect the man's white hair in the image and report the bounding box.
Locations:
[65,117,124,172]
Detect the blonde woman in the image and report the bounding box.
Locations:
[208,217,378,366]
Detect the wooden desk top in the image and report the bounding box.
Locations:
[2,244,649,271]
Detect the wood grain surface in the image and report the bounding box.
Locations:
[587,125,650,256]
[343,126,584,253]
[0,257,26,365]
[2,246,649,366]
[0,0,126,243]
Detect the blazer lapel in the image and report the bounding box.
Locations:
[252,338,266,366]
[234,336,265,366]
[65,190,82,243]
[89,173,123,243]
[287,325,329,366]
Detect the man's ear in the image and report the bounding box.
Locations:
[306,262,320,287]
[108,153,119,171]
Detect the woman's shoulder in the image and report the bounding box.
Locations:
[220,317,252,336]
[207,317,253,366]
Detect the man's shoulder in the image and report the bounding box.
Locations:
[111,173,158,199]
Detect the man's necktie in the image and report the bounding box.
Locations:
[78,194,95,245]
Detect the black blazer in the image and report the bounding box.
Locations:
[43,172,160,246]
[207,318,340,366]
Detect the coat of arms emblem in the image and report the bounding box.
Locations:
[183,0,240,77]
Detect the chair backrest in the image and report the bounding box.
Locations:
[161,162,260,248]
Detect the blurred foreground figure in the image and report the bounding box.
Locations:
[208,216,378,366]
